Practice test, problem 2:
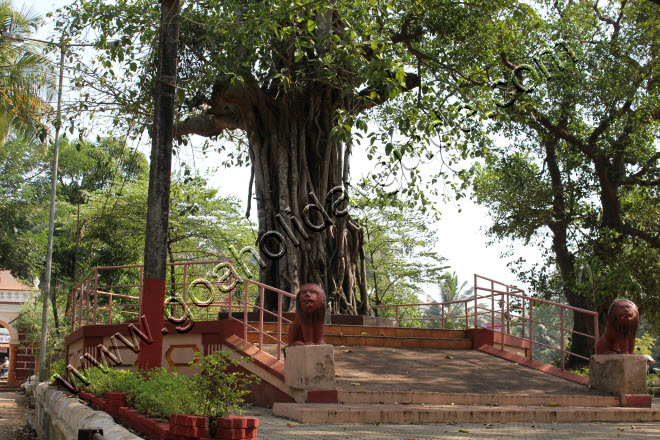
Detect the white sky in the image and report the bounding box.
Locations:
[31,0,544,300]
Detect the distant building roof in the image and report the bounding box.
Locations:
[0,270,34,291]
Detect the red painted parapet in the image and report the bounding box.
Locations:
[287,284,326,346]
[595,299,639,355]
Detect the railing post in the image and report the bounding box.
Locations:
[500,293,505,340]
[490,280,495,328]
[182,263,188,309]
[529,300,534,360]
[259,286,264,350]
[79,279,84,328]
[464,301,468,328]
[277,288,282,360]
[441,305,445,328]
[72,286,77,331]
[506,287,510,334]
[139,264,144,294]
[244,282,249,341]
[108,291,113,325]
[560,307,565,371]
[93,269,99,325]
[474,274,478,327]
[85,278,91,326]
[395,306,400,327]
[521,297,526,339]
[228,276,233,318]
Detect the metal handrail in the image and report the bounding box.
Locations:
[369,274,599,372]
[72,260,239,331]
[72,261,297,361]
[72,265,600,371]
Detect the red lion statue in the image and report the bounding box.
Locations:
[287,283,326,346]
[595,299,639,355]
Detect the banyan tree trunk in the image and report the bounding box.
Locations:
[242,84,369,314]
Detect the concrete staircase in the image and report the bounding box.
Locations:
[246,322,473,349]
[227,321,660,424]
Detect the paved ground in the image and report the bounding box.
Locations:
[246,406,660,439]
[0,390,35,439]
[250,346,660,438]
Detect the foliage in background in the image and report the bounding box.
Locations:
[2,134,257,370]
[0,0,52,144]
[424,272,475,329]
[54,0,540,313]
[351,194,447,321]
[462,0,660,362]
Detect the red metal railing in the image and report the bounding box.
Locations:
[229,276,296,360]
[371,274,600,371]
[72,260,295,360]
[73,266,600,368]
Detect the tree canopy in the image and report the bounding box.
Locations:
[0,0,52,143]
[55,0,541,312]
[464,0,660,359]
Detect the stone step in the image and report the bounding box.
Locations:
[326,335,472,349]
[247,333,472,349]
[250,323,466,339]
[338,391,620,407]
[272,402,660,424]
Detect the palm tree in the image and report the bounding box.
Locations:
[425,272,475,328]
[0,1,52,144]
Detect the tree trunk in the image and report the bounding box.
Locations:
[544,136,593,365]
[241,84,369,314]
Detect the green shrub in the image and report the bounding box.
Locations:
[50,359,66,382]
[129,368,199,419]
[190,350,260,417]
[84,366,141,397]
[647,373,659,396]
[76,350,259,420]
[569,366,590,378]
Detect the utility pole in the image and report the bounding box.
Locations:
[37,42,66,381]
[1,31,120,382]
[138,0,181,369]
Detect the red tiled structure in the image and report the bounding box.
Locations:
[0,269,38,385]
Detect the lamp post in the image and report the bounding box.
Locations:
[1,32,117,381]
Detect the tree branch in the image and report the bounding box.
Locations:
[587,100,632,146]
[528,107,592,156]
[623,151,660,185]
[174,113,243,138]
[354,72,421,113]
[621,224,660,249]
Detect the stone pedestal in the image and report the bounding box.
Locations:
[284,345,336,390]
[589,354,646,396]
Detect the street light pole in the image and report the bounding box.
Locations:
[38,42,65,381]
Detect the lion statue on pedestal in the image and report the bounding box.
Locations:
[595,299,639,355]
[287,283,326,346]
